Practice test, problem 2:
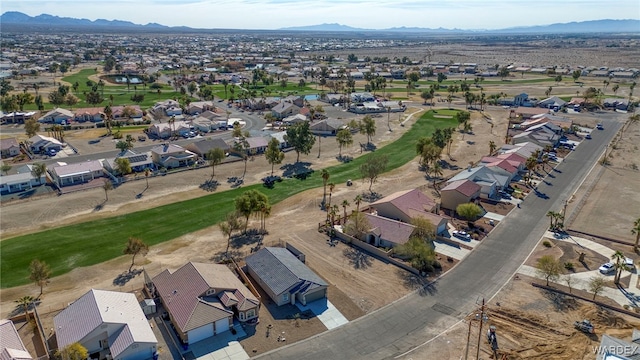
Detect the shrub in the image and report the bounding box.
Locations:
[543,240,552,248]
[564,262,575,271]
[112,131,123,139]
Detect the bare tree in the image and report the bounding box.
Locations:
[588,275,606,300]
[122,237,149,272]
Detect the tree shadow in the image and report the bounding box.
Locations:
[336,155,353,163]
[211,249,244,263]
[343,248,373,269]
[280,162,313,179]
[399,270,438,297]
[360,142,377,152]
[361,191,383,203]
[439,160,460,171]
[230,229,264,249]
[93,202,105,212]
[200,179,220,192]
[8,298,42,318]
[113,268,143,286]
[18,189,36,199]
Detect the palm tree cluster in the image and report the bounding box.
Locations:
[234,189,271,234]
[545,210,565,231]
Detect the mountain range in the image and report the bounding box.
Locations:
[1,12,639,34]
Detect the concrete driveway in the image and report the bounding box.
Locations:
[296,298,349,330]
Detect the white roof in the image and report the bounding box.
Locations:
[51,160,103,177]
[28,134,64,146]
[54,289,156,354]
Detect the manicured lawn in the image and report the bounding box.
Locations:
[0,110,456,287]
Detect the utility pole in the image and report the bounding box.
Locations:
[476,298,486,360]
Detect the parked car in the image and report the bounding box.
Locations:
[499,191,512,199]
[599,262,615,274]
[452,230,471,241]
[585,134,592,139]
[626,258,635,268]
[596,123,604,130]
[47,148,57,157]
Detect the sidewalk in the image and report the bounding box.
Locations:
[518,230,640,307]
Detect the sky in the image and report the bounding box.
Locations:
[3,0,640,30]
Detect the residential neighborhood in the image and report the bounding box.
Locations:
[1,9,639,360]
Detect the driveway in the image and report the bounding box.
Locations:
[296,299,349,330]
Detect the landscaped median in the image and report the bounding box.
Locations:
[0,110,458,288]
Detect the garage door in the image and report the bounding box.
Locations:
[304,288,327,304]
[215,318,230,334]
[437,223,447,235]
[188,324,214,345]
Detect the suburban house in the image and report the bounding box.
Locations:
[481,158,520,183]
[520,113,573,131]
[38,108,73,124]
[150,144,196,169]
[595,329,640,360]
[0,111,36,124]
[367,188,448,235]
[28,134,64,154]
[498,142,543,159]
[603,98,629,111]
[0,319,33,360]
[49,160,105,187]
[152,100,182,116]
[440,179,482,210]
[350,92,375,103]
[185,138,230,158]
[191,116,222,133]
[500,93,534,107]
[105,151,155,174]
[267,131,289,149]
[282,114,308,126]
[309,119,344,136]
[511,122,563,148]
[511,107,549,119]
[112,105,144,122]
[186,101,215,115]
[146,121,191,139]
[319,93,343,105]
[362,213,416,248]
[197,110,223,121]
[271,101,301,120]
[54,289,157,360]
[74,107,104,122]
[148,262,260,345]
[0,164,46,194]
[246,247,328,307]
[481,153,526,173]
[281,95,305,108]
[447,166,510,199]
[537,96,567,110]
[0,137,20,158]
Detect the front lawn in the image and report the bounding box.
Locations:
[0,110,457,288]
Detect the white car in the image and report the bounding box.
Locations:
[626,258,635,268]
[599,262,615,274]
[452,230,471,241]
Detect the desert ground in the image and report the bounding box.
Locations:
[1,53,639,358]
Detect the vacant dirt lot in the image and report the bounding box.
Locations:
[570,120,640,241]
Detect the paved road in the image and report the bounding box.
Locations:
[256,115,625,359]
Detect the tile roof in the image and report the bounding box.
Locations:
[245,247,327,297]
[364,213,414,245]
[441,179,481,197]
[152,262,258,333]
[53,289,156,351]
[186,138,230,155]
[0,319,32,360]
[51,160,104,177]
[485,159,518,174]
[370,188,436,216]
[151,143,188,155]
[0,138,19,151]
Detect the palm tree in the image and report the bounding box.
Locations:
[31,163,46,185]
[431,161,443,193]
[328,182,335,209]
[546,211,557,229]
[632,218,640,251]
[611,250,627,284]
[341,200,350,224]
[102,179,113,201]
[144,168,151,188]
[321,169,330,208]
[354,194,363,213]
[488,140,496,155]
[15,295,34,322]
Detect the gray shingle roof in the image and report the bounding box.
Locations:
[245,247,327,296]
[0,319,32,360]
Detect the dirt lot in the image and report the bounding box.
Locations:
[569,120,640,242]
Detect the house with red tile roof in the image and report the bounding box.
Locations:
[440,180,482,210]
[367,188,447,234]
[148,262,259,345]
[363,213,415,248]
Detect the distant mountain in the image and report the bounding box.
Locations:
[1,12,638,34]
[0,11,169,29]
[282,19,639,34]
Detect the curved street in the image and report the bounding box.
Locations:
[256,114,625,360]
